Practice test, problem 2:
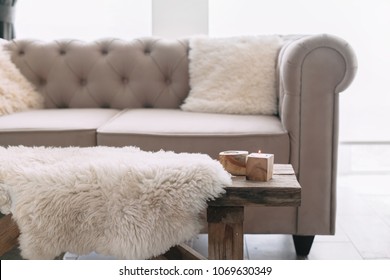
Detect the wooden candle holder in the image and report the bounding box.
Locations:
[246,153,274,182]
[219,150,248,176]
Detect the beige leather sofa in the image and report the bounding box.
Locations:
[0,34,357,256]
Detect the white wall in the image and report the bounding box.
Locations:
[152,0,208,38]
[15,0,152,40]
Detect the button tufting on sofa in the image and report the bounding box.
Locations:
[58,103,68,109]
[101,49,108,55]
[121,77,129,84]
[79,78,87,86]
[59,49,66,55]
[144,48,151,55]
[38,77,46,86]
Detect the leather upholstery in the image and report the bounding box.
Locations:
[97,108,290,161]
[6,38,190,109]
[0,34,358,236]
[0,109,119,147]
[278,34,358,234]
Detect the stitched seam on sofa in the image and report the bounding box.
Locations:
[96,109,130,132]
[96,131,289,137]
[295,37,305,233]
[0,128,98,132]
[330,90,337,234]
[329,56,345,234]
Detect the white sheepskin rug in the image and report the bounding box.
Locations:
[181,35,283,115]
[0,40,44,116]
[0,146,231,260]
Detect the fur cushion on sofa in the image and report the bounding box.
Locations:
[181,35,283,115]
[0,146,231,259]
[0,41,44,116]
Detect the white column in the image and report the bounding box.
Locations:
[152,0,208,38]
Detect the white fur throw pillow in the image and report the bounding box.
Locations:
[181,35,283,115]
[0,41,44,116]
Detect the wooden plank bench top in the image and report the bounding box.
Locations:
[209,164,301,207]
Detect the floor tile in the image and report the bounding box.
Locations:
[338,215,390,259]
[337,191,376,216]
[245,234,298,260]
[315,224,350,242]
[308,242,362,260]
[365,195,390,227]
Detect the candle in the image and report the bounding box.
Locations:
[246,151,274,181]
[219,150,248,176]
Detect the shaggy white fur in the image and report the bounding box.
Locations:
[0,146,231,260]
[0,40,44,115]
[181,35,283,115]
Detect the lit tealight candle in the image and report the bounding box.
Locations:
[246,151,274,182]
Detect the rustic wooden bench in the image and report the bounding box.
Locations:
[0,164,300,260]
[207,164,301,259]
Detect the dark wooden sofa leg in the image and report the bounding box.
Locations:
[292,235,315,256]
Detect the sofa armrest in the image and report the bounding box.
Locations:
[277,34,358,234]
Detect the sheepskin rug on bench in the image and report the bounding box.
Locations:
[0,146,231,259]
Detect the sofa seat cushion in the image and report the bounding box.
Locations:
[97,109,290,161]
[0,108,120,147]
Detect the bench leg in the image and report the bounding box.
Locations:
[0,214,20,257]
[207,206,244,260]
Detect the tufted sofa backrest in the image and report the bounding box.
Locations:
[5,38,190,109]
